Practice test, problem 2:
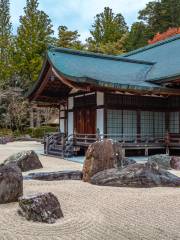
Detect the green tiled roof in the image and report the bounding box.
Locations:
[30,35,180,97]
[122,34,180,83]
[47,47,158,90]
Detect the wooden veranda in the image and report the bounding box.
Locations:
[43,131,180,158]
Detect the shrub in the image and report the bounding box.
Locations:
[0,128,13,136]
[24,126,58,139]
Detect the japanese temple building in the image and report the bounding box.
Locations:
[28,35,180,156]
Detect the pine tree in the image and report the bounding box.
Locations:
[124,22,150,51]
[0,0,12,87]
[57,25,84,50]
[15,0,54,89]
[87,7,128,54]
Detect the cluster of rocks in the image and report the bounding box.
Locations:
[0,150,43,204]
[0,150,63,224]
[1,140,180,225]
[82,139,136,182]
[82,140,180,187]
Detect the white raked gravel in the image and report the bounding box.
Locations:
[0,141,179,240]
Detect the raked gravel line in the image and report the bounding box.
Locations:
[0,180,180,240]
[0,141,180,240]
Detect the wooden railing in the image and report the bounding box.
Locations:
[43,131,180,156]
[72,133,165,146]
[167,133,180,146]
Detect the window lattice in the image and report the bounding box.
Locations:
[170,112,179,133]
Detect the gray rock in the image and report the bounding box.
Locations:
[0,164,23,203]
[4,150,43,172]
[18,192,63,224]
[0,136,14,144]
[122,158,136,167]
[25,170,83,181]
[91,163,180,187]
[148,154,171,170]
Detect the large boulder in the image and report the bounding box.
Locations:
[83,140,124,182]
[91,163,180,187]
[25,170,83,181]
[18,192,63,224]
[4,150,43,172]
[148,154,171,170]
[170,156,180,170]
[0,164,23,203]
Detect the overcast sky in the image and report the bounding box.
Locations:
[10,0,150,41]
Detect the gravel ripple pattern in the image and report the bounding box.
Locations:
[0,142,180,240]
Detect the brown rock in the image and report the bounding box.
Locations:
[83,140,124,182]
[4,150,43,172]
[18,192,63,224]
[170,156,180,170]
[91,162,180,187]
[0,164,23,203]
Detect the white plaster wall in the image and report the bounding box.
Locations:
[60,119,65,133]
[60,111,65,118]
[96,92,104,106]
[68,112,74,135]
[96,109,104,134]
[68,97,74,110]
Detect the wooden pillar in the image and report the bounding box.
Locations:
[137,110,141,142]
[145,148,148,156]
[165,111,169,132]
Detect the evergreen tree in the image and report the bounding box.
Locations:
[0,0,13,87]
[160,0,180,30]
[57,25,84,50]
[124,22,150,51]
[87,37,127,55]
[87,7,128,54]
[138,0,180,37]
[15,0,54,89]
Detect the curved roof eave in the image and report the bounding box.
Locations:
[47,54,177,93]
[147,72,180,83]
[27,47,180,101]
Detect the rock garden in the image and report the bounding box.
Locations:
[0,139,180,225]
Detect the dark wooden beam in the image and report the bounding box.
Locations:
[52,68,90,92]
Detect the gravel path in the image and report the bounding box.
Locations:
[0,141,179,240]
